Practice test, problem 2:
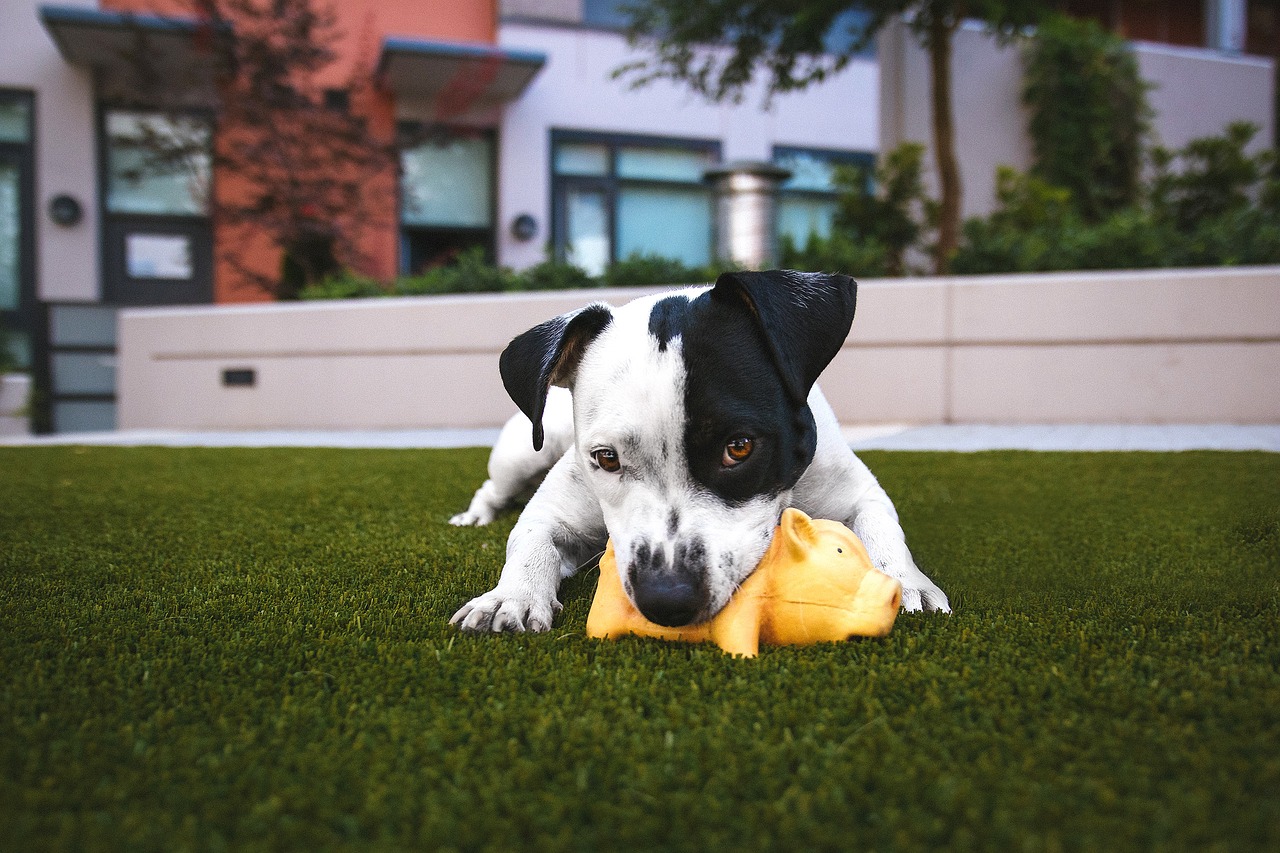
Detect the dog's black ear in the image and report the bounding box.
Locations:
[710,270,857,403]
[499,303,613,451]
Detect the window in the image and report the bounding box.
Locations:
[551,132,719,276]
[772,147,874,248]
[1,91,34,369]
[399,130,495,273]
[104,111,211,216]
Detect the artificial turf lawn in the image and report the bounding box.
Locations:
[1,447,1277,852]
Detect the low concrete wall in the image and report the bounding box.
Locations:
[118,266,1280,431]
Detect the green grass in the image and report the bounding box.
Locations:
[2,447,1278,852]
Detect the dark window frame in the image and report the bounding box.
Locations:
[549,129,721,270]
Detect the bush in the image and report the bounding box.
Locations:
[779,230,894,278]
[297,271,388,300]
[951,125,1280,275]
[395,247,518,295]
[519,257,597,291]
[1022,13,1150,222]
[602,253,701,287]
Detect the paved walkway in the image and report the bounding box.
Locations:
[4,424,1278,451]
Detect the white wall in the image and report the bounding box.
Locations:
[0,0,100,303]
[495,22,880,270]
[118,266,1280,431]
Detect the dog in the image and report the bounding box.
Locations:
[449,270,949,633]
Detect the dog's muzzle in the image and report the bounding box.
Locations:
[628,538,710,627]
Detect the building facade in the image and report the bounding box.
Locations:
[1,0,1275,432]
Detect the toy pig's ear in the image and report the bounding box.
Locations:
[499,303,613,451]
[778,508,819,561]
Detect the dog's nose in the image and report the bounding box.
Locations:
[632,574,707,627]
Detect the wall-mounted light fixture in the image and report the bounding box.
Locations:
[511,213,538,242]
[48,194,84,227]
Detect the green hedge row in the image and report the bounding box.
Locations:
[298,249,739,300]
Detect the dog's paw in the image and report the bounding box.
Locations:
[449,507,494,527]
[450,587,561,633]
[899,580,951,614]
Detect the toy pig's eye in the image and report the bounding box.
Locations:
[592,448,621,473]
[722,436,754,467]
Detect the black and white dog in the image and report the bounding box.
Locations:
[450,270,949,633]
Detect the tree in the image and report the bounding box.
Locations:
[617,0,1048,274]
[1021,14,1150,222]
[125,0,397,298]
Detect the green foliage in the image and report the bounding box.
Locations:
[296,270,388,300]
[602,253,702,287]
[780,229,894,277]
[602,253,737,287]
[1022,14,1151,222]
[953,122,1280,274]
[780,142,935,277]
[297,248,737,300]
[2,447,1278,849]
[518,256,596,291]
[395,247,519,295]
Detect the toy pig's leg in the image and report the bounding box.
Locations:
[709,594,762,658]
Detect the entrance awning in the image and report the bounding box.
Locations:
[40,4,227,106]
[378,37,546,119]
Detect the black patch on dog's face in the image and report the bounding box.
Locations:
[647,295,691,353]
[646,289,817,506]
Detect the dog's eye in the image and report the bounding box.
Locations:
[592,448,621,473]
[722,436,754,467]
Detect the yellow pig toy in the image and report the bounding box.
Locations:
[587,508,902,657]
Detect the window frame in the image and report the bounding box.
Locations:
[549,129,721,273]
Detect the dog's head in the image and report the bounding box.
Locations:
[500,270,857,626]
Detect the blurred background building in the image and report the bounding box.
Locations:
[1,0,1276,432]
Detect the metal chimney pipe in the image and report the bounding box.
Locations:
[704,161,792,269]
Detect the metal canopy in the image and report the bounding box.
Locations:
[378,37,546,118]
[40,4,227,106]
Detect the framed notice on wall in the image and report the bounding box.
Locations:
[126,233,193,280]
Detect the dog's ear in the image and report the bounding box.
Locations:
[710,270,857,403]
[499,303,613,451]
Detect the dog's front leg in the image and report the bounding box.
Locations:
[847,486,950,614]
[450,451,605,633]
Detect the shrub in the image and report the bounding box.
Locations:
[297,271,388,300]
[395,247,518,295]
[779,230,893,278]
[518,257,597,291]
[1022,13,1150,222]
[601,253,703,287]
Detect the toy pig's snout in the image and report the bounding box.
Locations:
[850,570,902,637]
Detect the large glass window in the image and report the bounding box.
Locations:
[773,147,874,247]
[551,132,718,276]
[105,111,211,216]
[401,136,493,228]
[399,130,495,273]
